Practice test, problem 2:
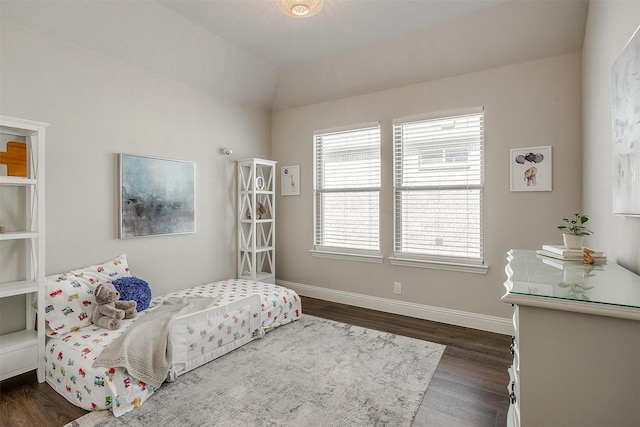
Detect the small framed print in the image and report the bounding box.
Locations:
[281,166,300,196]
[510,146,552,192]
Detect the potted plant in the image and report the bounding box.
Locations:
[557,213,593,249]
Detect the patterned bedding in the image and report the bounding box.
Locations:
[45,280,302,416]
[159,279,302,331]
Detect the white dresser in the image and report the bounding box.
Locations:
[502,250,640,427]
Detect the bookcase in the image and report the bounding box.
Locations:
[237,159,276,283]
[0,116,48,382]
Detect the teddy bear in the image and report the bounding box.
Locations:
[92,282,137,330]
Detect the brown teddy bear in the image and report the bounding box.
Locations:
[92,282,137,330]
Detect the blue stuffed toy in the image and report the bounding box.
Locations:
[111,276,151,312]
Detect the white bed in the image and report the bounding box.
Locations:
[43,255,301,417]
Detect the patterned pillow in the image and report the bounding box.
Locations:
[44,254,132,337]
[112,276,151,312]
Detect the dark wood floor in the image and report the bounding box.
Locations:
[0,296,512,427]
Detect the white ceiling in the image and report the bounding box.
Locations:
[157,0,510,68]
[0,1,589,111]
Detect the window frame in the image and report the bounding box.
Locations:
[312,122,383,263]
[391,108,487,274]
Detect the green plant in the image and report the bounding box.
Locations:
[557,213,593,236]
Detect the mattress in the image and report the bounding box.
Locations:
[157,279,302,331]
[45,280,301,416]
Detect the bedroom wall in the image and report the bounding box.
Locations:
[582,0,640,275]
[272,51,583,323]
[0,22,270,333]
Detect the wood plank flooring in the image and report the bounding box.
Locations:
[0,296,512,427]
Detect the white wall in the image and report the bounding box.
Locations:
[583,0,640,274]
[272,52,583,321]
[273,0,588,111]
[0,22,270,332]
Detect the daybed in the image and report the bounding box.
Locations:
[43,254,301,416]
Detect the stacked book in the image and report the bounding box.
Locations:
[536,244,606,261]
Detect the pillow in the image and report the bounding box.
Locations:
[112,276,151,312]
[44,254,132,336]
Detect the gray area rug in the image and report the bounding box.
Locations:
[66,314,445,427]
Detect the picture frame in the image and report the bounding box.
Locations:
[119,154,195,238]
[611,25,640,216]
[281,165,300,196]
[510,146,552,192]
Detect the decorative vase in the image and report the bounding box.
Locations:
[562,233,584,249]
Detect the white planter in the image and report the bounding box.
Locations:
[562,234,584,249]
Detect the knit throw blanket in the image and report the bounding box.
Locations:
[92,296,219,388]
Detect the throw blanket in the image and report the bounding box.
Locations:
[92,297,219,388]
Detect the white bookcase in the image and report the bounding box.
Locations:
[237,158,276,283]
[0,116,48,382]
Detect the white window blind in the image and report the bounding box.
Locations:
[393,110,484,264]
[314,123,380,254]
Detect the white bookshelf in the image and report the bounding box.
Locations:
[0,115,48,382]
[237,158,276,284]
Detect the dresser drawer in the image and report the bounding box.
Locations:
[0,343,38,378]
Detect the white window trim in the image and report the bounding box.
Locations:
[392,106,484,126]
[389,256,489,274]
[392,107,485,267]
[313,121,381,258]
[310,249,384,264]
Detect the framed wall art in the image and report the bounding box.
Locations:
[119,154,195,238]
[510,146,552,192]
[281,165,300,196]
[611,25,640,216]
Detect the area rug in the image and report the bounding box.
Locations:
[65,314,445,427]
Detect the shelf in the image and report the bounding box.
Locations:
[0,281,39,298]
[239,272,274,282]
[0,329,38,353]
[237,158,276,283]
[0,330,39,381]
[0,176,36,186]
[0,231,38,241]
[239,245,273,253]
[1,115,47,383]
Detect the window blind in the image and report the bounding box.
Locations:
[314,124,380,254]
[393,110,484,263]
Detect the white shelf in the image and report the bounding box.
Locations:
[0,115,47,383]
[239,245,273,253]
[0,329,38,352]
[0,176,36,186]
[0,231,38,240]
[0,280,39,298]
[239,272,274,282]
[240,218,273,224]
[237,158,276,282]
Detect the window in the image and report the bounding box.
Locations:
[393,109,484,266]
[313,123,381,258]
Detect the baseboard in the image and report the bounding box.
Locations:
[277,279,513,335]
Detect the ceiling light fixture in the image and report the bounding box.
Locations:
[277,0,323,18]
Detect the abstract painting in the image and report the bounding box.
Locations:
[119,154,195,238]
[611,25,640,216]
[510,146,552,192]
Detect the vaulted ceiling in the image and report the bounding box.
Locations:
[1,1,589,111]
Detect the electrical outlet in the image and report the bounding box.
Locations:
[394,281,402,295]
